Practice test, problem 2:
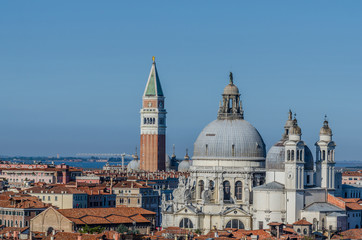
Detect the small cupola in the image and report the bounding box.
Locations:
[217,72,244,120]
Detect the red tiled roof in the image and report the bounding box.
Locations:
[268,222,284,226]
[112,181,151,189]
[231,229,273,240]
[346,202,362,210]
[332,228,362,239]
[23,185,85,194]
[283,227,296,234]
[0,227,29,235]
[43,231,121,240]
[152,227,191,237]
[336,197,360,203]
[57,207,155,226]
[293,219,312,226]
[0,193,51,209]
[342,171,362,177]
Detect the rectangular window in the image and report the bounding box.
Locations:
[258,221,263,230]
[55,196,58,201]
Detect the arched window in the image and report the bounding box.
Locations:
[223,181,231,201]
[313,218,318,231]
[321,218,325,230]
[297,228,301,233]
[209,181,215,199]
[303,228,307,235]
[198,180,204,199]
[191,186,196,199]
[232,144,235,157]
[143,118,146,124]
[322,150,326,161]
[179,218,193,229]
[205,144,208,155]
[332,150,335,161]
[291,150,295,160]
[296,150,300,160]
[152,118,155,124]
[225,219,244,229]
[287,150,290,161]
[328,150,330,161]
[235,181,242,200]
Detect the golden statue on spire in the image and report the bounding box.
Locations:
[152,56,155,63]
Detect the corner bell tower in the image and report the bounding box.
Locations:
[140,57,167,172]
[315,117,336,190]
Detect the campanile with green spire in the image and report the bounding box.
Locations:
[140,57,167,172]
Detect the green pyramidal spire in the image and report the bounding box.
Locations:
[144,57,164,97]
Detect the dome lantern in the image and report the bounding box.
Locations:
[217,72,244,120]
[289,114,302,141]
[282,110,294,140]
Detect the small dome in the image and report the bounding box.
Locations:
[178,160,191,172]
[266,141,314,171]
[223,84,239,95]
[320,120,332,136]
[127,159,140,172]
[290,119,302,135]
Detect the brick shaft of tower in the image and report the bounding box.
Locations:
[139,57,167,172]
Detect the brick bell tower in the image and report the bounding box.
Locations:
[140,57,167,172]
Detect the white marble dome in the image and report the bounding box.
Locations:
[127,159,140,172]
[192,119,266,167]
[178,160,191,172]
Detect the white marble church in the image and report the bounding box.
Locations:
[161,73,345,232]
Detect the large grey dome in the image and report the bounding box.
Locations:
[266,141,314,171]
[193,119,266,160]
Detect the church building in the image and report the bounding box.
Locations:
[162,73,345,233]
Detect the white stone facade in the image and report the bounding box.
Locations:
[162,75,343,232]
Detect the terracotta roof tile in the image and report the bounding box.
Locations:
[346,202,362,210]
[43,231,121,240]
[332,228,362,239]
[268,222,284,226]
[23,185,85,194]
[57,207,155,226]
[293,219,312,225]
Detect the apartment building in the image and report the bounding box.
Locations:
[0,192,50,228]
[22,185,88,209]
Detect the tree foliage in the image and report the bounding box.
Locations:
[79,224,105,234]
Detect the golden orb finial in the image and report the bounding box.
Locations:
[152,56,155,63]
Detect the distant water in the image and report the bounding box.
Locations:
[6,159,362,170]
[336,161,362,169]
[9,159,132,169]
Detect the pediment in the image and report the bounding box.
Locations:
[175,205,199,214]
[223,207,251,217]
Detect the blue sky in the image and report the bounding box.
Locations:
[0,1,361,161]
